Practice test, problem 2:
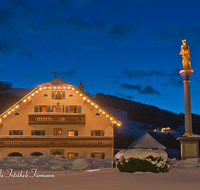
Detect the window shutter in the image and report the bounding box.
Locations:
[91,130,94,136]
[9,130,12,135]
[47,106,51,112]
[75,153,78,157]
[52,91,55,99]
[78,106,81,113]
[20,130,23,135]
[34,105,38,112]
[65,106,69,113]
[62,91,65,99]
[42,130,45,136]
[75,130,78,136]
[102,153,105,159]
[31,130,34,135]
[91,153,94,158]
[101,130,104,136]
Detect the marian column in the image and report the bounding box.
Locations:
[179,39,193,136]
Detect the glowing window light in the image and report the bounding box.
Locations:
[23,99,27,102]
[87,100,90,102]
[80,94,82,96]
[106,115,108,117]
[16,106,19,108]
[110,117,113,120]
[72,88,74,90]
[91,103,94,105]
[31,93,34,96]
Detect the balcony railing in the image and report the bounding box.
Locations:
[0,137,113,148]
[28,114,85,125]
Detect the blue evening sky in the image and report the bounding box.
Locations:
[1,0,200,114]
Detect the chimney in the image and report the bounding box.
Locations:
[78,80,84,92]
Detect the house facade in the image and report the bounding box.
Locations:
[0,78,121,159]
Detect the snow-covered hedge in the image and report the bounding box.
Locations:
[115,156,169,173]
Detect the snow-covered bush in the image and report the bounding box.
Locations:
[115,156,169,173]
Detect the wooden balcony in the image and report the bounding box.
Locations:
[28,114,85,125]
[0,137,113,148]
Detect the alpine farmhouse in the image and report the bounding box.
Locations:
[0,78,121,159]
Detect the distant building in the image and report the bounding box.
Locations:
[0,78,121,159]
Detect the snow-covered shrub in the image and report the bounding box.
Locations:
[116,156,169,173]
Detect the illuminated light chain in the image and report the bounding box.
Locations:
[95,105,97,108]
[23,99,27,102]
[36,91,38,93]
[8,112,10,114]
[91,103,94,105]
[4,115,6,118]
[87,100,90,102]
[58,87,61,89]
[16,106,19,108]
[114,121,116,123]
[102,112,105,114]
[117,123,120,126]
[28,97,31,99]
[110,118,113,120]
[106,115,108,117]
[99,109,101,112]
[39,88,42,90]
[12,109,14,111]
[72,88,74,90]
[54,87,56,89]
[80,94,82,96]
[44,87,46,89]
[68,87,71,89]
[31,93,34,96]
[64,87,66,89]
[76,91,79,93]
[83,97,86,100]
[49,87,51,89]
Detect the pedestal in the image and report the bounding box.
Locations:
[177,136,200,159]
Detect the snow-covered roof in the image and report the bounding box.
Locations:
[40,78,70,86]
[127,132,166,150]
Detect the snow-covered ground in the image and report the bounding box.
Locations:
[0,151,200,189]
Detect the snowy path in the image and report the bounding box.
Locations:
[1,168,200,190]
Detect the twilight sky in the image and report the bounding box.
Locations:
[1,0,200,114]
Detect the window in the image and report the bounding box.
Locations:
[52,91,65,100]
[91,152,105,159]
[69,106,77,113]
[95,113,100,116]
[9,130,23,135]
[53,128,62,136]
[68,130,78,136]
[91,130,104,136]
[31,130,45,136]
[43,94,48,97]
[69,94,73,97]
[68,152,78,157]
[39,105,47,112]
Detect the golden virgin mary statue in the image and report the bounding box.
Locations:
[179,39,191,70]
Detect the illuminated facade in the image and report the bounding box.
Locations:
[0,78,121,159]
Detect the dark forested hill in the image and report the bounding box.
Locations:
[94,93,200,133]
